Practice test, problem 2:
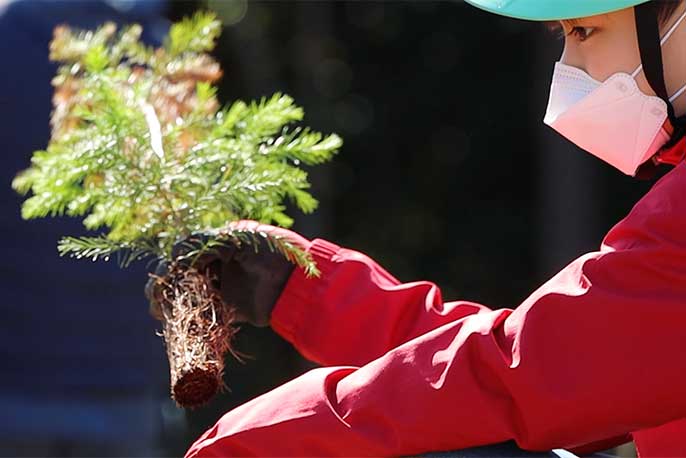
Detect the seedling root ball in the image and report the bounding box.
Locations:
[156,265,237,408]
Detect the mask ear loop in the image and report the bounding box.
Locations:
[670,85,686,105]
[631,9,686,79]
[661,9,686,105]
[632,7,686,112]
[634,2,686,147]
[633,4,686,179]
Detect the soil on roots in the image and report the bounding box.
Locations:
[155,263,238,408]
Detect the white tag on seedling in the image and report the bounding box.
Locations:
[139,101,165,161]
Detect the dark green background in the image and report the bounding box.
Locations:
[164,1,660,454]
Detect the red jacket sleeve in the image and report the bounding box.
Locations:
[270,238,492,368]
[186,165,686,457]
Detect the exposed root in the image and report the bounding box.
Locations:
[155,263,238,408]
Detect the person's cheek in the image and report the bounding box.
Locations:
[634,72,658,98]
[559,41,585,69]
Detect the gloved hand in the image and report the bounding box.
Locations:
[145,221,310,327]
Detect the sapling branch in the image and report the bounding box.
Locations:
[14,12,340,407]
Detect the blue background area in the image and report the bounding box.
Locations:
[0,0,169,453]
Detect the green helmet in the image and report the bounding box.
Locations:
[463,0,651,21]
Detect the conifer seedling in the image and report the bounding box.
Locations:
[12,13,341,407]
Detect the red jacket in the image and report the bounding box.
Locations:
[186,162,686,458]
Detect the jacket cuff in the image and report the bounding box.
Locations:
[270,238,341,347]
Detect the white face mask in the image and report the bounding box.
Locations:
[543,9,686,176]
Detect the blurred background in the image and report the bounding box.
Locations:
[0,0,659,456]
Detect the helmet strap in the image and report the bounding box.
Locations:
[634,2,686,149]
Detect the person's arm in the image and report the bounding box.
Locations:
[187,166,686,457]
[271,238,492,367]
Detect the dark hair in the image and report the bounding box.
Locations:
[656,0,683,25]
[546,0,683,33]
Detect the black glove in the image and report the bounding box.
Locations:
[145,222,309,327]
